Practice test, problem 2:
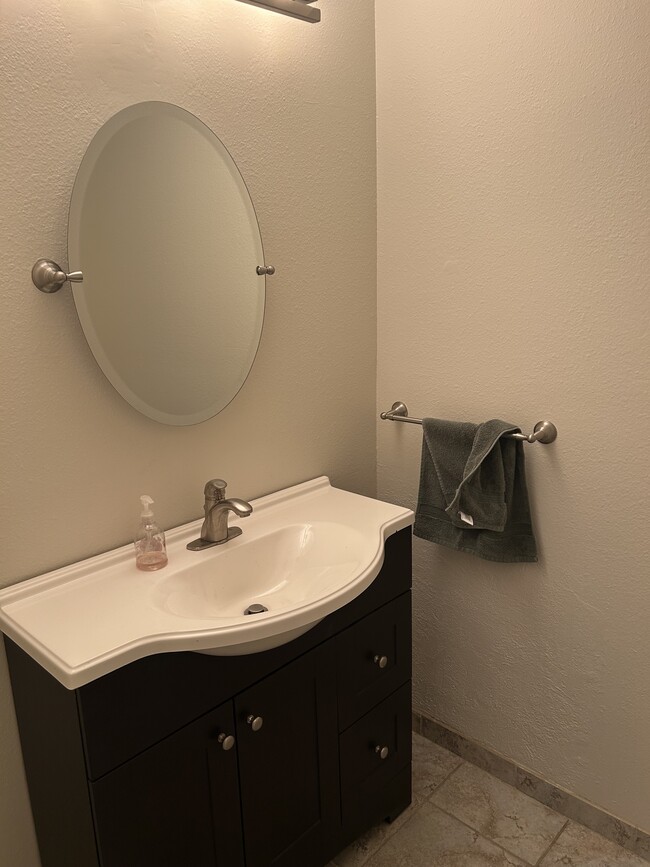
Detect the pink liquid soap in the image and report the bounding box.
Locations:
[136,551,168,571]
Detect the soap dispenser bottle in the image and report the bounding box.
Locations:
[134,495,168,571]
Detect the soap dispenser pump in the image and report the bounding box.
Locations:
[134,495,168,571]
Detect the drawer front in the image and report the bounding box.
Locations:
[337,593,411,730]
[339,683,411,826]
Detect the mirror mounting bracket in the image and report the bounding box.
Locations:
[32,259,84,294]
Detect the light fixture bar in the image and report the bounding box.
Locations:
[235,0,320,23]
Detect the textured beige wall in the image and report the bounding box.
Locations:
[376,0,649,832]
[0,2,376,863]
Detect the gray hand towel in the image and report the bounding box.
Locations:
[413,418,538,563]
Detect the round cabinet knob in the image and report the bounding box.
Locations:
[246,714,264,731]
[374,654,388,669]
[375,745,389,760]
[217,733,235,751]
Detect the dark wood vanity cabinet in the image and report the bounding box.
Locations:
[6,527,412,867]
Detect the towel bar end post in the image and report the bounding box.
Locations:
[529,420,558,444]
[380,401,409,421]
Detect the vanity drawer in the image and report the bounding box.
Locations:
[337,593,411,730]
[339,683,411,827]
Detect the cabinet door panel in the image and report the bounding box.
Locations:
[91,702,244,867]
[235,646,340,867]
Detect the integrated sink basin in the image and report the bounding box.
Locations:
[0,477,413,688]
[155,523,365,620]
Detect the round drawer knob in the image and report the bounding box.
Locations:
[246,714,264,731]
[374,654,388,669]
[217,733,235,751]
[375,745,389,760]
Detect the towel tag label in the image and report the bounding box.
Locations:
[459,511,474,526]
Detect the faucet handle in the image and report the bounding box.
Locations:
[204,479,227,500]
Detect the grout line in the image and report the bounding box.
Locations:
[428,801,537,866]
[534,819,570,866]
[425,756,466,799]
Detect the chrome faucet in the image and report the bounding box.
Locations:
[187,479,253,551]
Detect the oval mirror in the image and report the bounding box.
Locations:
[68,101,266,426]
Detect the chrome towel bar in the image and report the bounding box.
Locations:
[380,402,557,444]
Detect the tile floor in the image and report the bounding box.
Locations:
[328,733,648,867]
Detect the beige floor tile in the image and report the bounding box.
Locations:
[539,821,649,866]
[364,801,528,866]
[412,732,464,801]
[431,761,566,864]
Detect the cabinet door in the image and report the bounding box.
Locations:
[235,646,340,867]
[91,701,244,867]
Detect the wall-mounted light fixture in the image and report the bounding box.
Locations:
[235,0,321,23]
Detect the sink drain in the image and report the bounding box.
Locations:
[244,603,269,616]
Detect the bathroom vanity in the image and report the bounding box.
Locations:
[6,529,411,867]
[1,481,413,867]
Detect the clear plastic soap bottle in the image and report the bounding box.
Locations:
[134,495,168,571]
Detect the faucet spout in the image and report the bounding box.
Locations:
[223,498,253,518]
[187,480,253,551]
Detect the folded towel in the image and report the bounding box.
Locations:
[413,418,538,563]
